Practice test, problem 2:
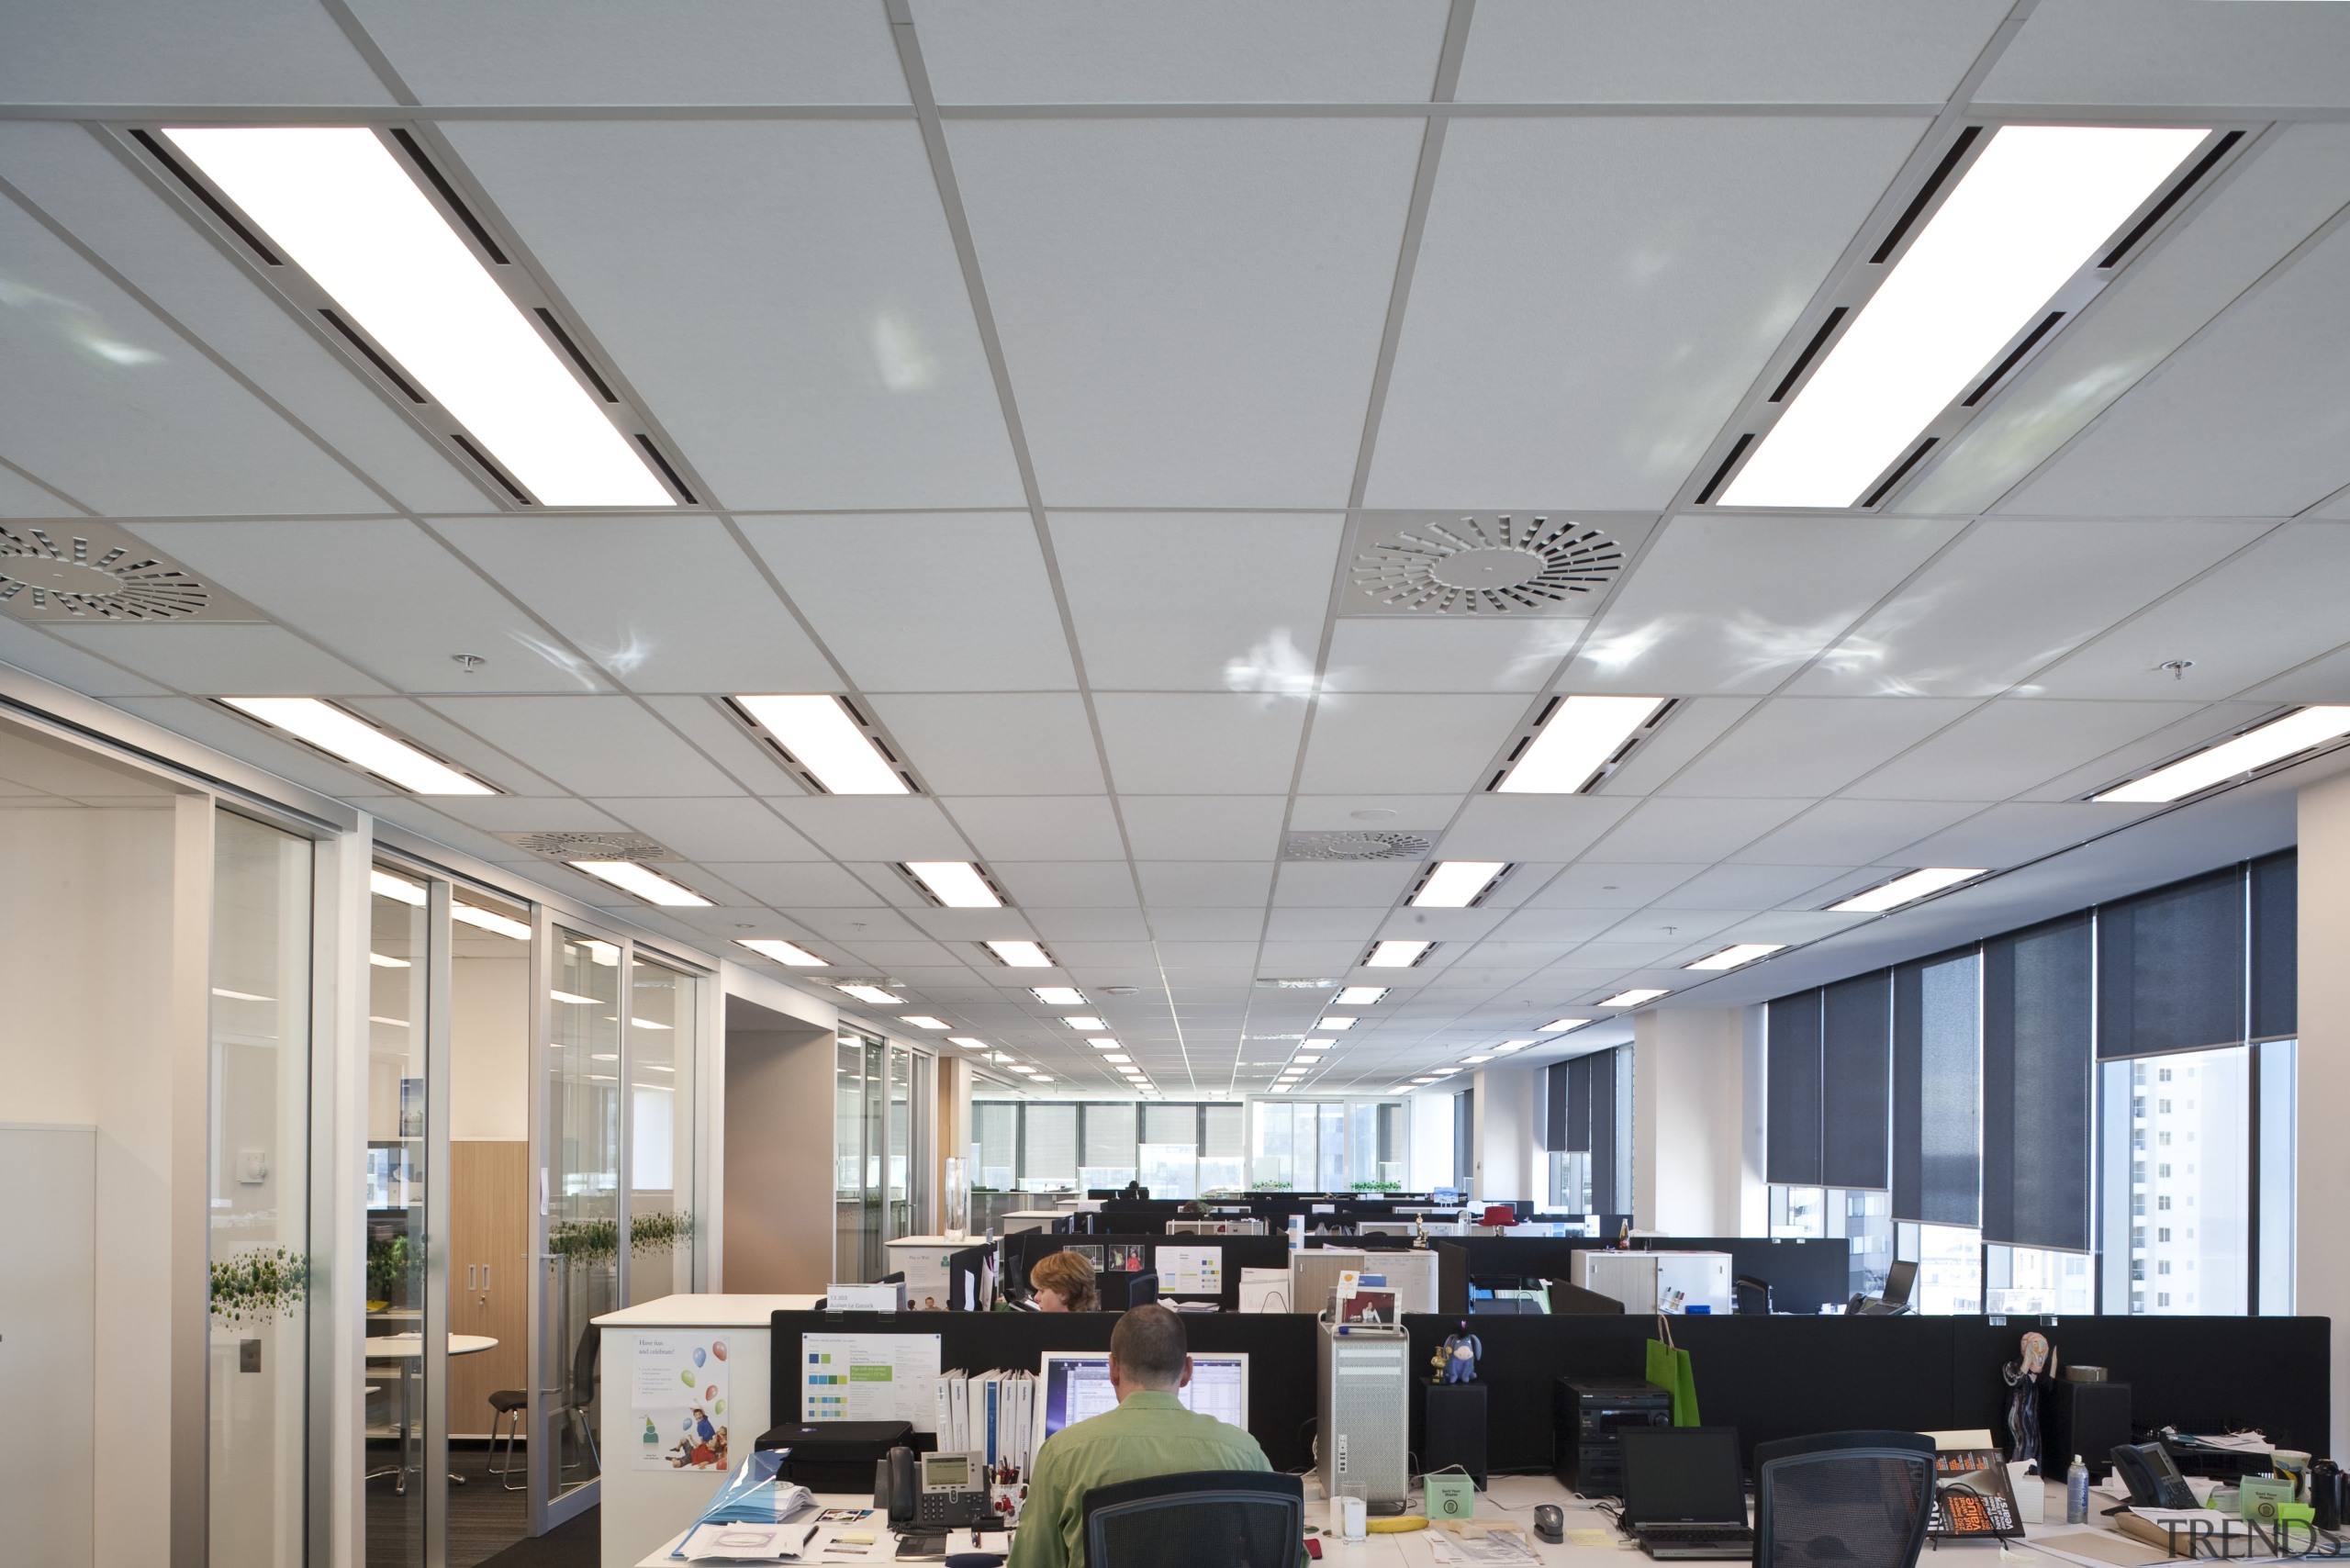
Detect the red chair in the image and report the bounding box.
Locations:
[1476,1204,1516,1229]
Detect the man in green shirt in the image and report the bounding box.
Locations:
[1007,1305,1272,1568]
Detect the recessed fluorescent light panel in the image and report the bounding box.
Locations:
[1364,940,1433,969]
[1088,1038,1120,1050]
[1600,989,1669,1007]
[371,870,425,905]
[1335,986,1388,1006]
[836,983,904,1005]
[1685,943,1786,972]
[1300,1039,1334,1051]
[1462,1055,1493,1065]
[731,695,908,795]
[900,1015,948,1030]
[161,127,672,507]
[1722,124,2209,509]
[1317,1016,1356,1031]
[453,903,532,941]
[221,697,495,795]
[736,937,829,967]
[1830,867,1986,914]
[1064,1016,1107,1032]
[1032,987,1086,1005]
[549,990,599,1006]
[369,953,409,969]
[983,939,1053,968]
[2093,706,2350,804]
[903,860,1002,909]
[1538,1019,1590,1035]
[1410,860,1509,909]
[948,1036,988,1049]
[1492,1040,1533,1052]
[1497,696,1669,794]
[567,859,711,907]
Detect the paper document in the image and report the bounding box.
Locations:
[1155,1245,1223,1296]
[680,1520,820,1561]
[801,1333,942,1430]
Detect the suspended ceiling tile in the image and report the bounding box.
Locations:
[0,201,385,517]
[1134,860,1274,907]
[947,117,1421,508]
[1660,697,1976,798]
[1025,907,1151,942]
[1092,693,1309,793]
[1144,908,1264,941]
[1521,863,1708,910]
[639,696,807,796]
[0,617,166,698]
[444,121,1023,510]
[1118,796,1288,861]
[1897,801,2160,868]
[2023,524,2350,699]
[0,462,79,516]
[431,517,837,694]
[1262,908,1383,942]
[348,0,906,104]
[1321,616,1583,694]
[48,622,388,696]
[1455,0,2007,102]
[990,862,1141,907]
[0,0,396,105]
[1373,907,1511,942]
[1904,124,2350,517]
[905,909,1035,946]
[865,693,1103,797]
[789,907,932,943]
[107,694,397,799]
[1593,907,1751,946]
[1043,940,1162,968]
[130,520,611,693]
[696,862,892,907]
[422,695,739,796]
[2244,643,2350,705]
[942,796,1127,861]
[1462,909,1615,954]
[1586,796,1813,862]
[1049,512,1343,690]
[1564,515,1964,695]
[1592,696,1759,796]
[1794,521,2266,698]
[1368,116,1927,508]
[1726,798,1984,866]
[1843,698,2204,802]
[913,0,1449,103]
[737,514,1077,691]
[1656,864,1852,910]
[1289,794,1468,831]
[587,796,821,862]
[1436,793,1638,862]
[2000,219,2350,519]
[1270,858,1420,908]
[2016,700,2279,804]
[767,795,971,860]
[1152,941,1259,969]
[341,696,568,796]
[1975,0,2350,107]
[1298,693,1528,796]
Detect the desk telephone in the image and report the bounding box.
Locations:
[878,1447,992,1529]
[2112,1442,2199,1510]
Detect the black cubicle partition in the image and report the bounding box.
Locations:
[1627,1238,1852,1316]
[1000,1231,1290,1310]
[1399,1313,2331,1475]
[767,1309,1319,1472]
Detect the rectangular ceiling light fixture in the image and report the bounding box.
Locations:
[1685,942,1786,972]
[733,695,910,795]
[1364,939,1433,969]
[1721,125,2208,509]
[221,697,496,795]
[1411,860,1510,909]
[567,859,711,907]
[983,939,1053,968]
[2093,706,2350,803]
[1497,695,1669,793]
[453,902,532,941]
[736,937,830,967]
[1317,1015,1357,1031]
[1538,1018,1590,1035]
[836,983,905,1005]
[948,1036,988,1049]
[1492,1039,1534,1052]
[1462,1054,1494,1065]
[1064,1015,1108,1032]
[370,952,409,969]
[1335,986,1388,1006]
[371,869,426,904]
[1300,1038,1334,1051]
[162,128,673,508]
[1829,867,1986,914]
[903,860,1002,909]
[900,1015,948,1030]
[1087,1037,1121,1050]
[1599,988,1669,1007]
[1033,986,1086,1005]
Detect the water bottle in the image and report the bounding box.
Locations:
[2067,1455,2091,1524]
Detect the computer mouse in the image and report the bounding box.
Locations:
[1535,1505,1565,1543]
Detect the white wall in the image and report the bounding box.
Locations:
[1406,1090,1453,1192]
[2299,774,2350,1457]
[1633,1008,1757,1235]
[1472,1062,1539,1202]
[451,953,528,1141]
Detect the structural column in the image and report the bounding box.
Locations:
[1633,1008,1763,1235]
[2297,773,2350,1458]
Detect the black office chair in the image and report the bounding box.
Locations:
[561,1324,601,1473]
[486,1387,528,1489]
[1752,1431,1935,1568]
[1081,1471,1304,1568]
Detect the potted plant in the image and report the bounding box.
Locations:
[365,1233,411,1312]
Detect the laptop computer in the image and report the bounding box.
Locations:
[1617,1428,1754,1560]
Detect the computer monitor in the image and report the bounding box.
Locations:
[1881,1259,1919,1308]
[1618,1428,1747,1526]
[1035,1350,1249,1450]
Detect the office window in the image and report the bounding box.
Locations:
[1894,951,1981,1226]
[973,1102,1017,1192]
[1984,914,2093,1252]
[1249,1100,1410,1193]
[1987,1245,2094,1314]
[1896,1221,1983,1315]
[2098,1047,2248,1316]
[1545,1048,1629,1213]
[1080,1103,1137,1192]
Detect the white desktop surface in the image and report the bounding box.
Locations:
[635,1476,2108,1567]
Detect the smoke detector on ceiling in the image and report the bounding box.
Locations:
[0,521,262,623]
[1350,514,1624,614]
[1281,830,1434,862]
[495,830,678,863]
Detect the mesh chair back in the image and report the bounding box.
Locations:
[570,1322,600,1408]
[1081,1470,1303,1568]
[1754,1432,1934,1568]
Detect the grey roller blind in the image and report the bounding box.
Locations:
[1821,971,1892,1191]
[2251,851,2297,1041]
[1203,1103,1244,1157]
[1541,1061,1568,1153]
[2098,868,2245,1058]
[1765,991,1824,1185]
[1566,1056,1595,1152]
[1083,1103,1136,1167]
[1892,950,1980,1226]
[976,1102,1017,1174]
[1141,1103,1194,1147]
[1589,1049,1619,1214]
[1024,1103,1078,1182]
[1983,914,2092,1251]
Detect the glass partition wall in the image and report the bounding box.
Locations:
[834,1033,930,1282]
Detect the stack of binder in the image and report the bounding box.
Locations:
[933,1369,1036,1479]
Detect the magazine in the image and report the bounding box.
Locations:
[1928,1449,2025,1539]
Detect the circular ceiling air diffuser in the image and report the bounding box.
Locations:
[1351,514,1623,613]
[0,526,210,621]
[495,831,676,863]
[1281,830,1434,862]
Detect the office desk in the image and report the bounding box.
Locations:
[638,1475,2109,1566]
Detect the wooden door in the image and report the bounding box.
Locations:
[448,1140,529,1438]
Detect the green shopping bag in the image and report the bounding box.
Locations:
[1645,1316,1700,1427]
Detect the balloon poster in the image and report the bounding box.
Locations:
[630,1332,731,1470]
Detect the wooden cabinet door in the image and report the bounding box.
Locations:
[448,1140,529,1438]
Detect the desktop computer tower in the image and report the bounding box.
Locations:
[1317,1320,1410,1509]
[1554,1377,1674,1496]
